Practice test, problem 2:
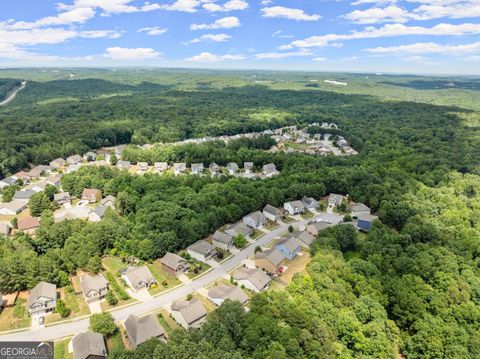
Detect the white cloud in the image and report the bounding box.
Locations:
[190,33,232,43]
[344,5,408,24]
[261,6,321,21]
[58,0,161,15]
[104,47,161,60]
[313,57,327,61]
[160,0,201,13]
[138,26,168,35]
[365,41,480,54]
[351,0,397,5]
[191,16,240,30]
[203,0,248,12]
[409,1,480,20]
[261,0,272,4]
[255,49,312,59]
[185,51,245,62]
[272,30,294,38]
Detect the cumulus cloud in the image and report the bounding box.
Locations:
[190,33,232,43]
[160,0,202,13]
[261,6,321,21]
[255,49,312,59]
[190,16,240,30]
[203,0,248,12]
[185,51,245,62]
[365,41,480,54]
[138,26,168,35]
[58,0,161,15]
[103,47,161,60]
[344,5,408,24]
[313,56,327,61]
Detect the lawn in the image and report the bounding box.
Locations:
[147,260,181,295]
[185,259,211,279]
[264,220,279,230]
[251,230,265,240]
[0,296,30,332]
[46,289,90,324]
[54,338,73,359]
[301,211,315,220]
[215,248,232,263]
[107,330,125,356]
[193,294,217,313]
[157,309,180,337]
[282,216,296,224]
[281,251,311,284]
[102,257,127,274]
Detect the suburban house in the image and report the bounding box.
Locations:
[263,204,283,222]
[71,332,107,359]
[28,281,57,315]
[283,200,305,216]
[46,174,62,187]
[170,298,208,329]
[117,160,131,171]
[232,267,271,292]
[54,206,91,223]
[209,162,220,175]
[161,252,189,277]
[207,284,249,306]
[65,163,81,174]
[49,158,66,169]
[173,162,187,175]
[349,202,371,218]
[13,189,36,201]
[225,221,253,237]
[0,200,27,215]
[0,176,17,189]
[83,152,97,162]
[357,214,378,232]
[187,240,217,263]
[315,212,344,225]
[82,189,102,203]
[17,217,41,235]
[226,162,239,175]
[28,165,52,179]
[54,192,71,206]
[136,162,149,174]
[121,266,157,292]
[306,221,331,236]
[211,230,234,250]
[276,237,302,260]
[13,171,31,184]
[255,248,286,275]
[287,230,316,249]
[263,163,279,177]
[191,163,204,175]
[30,180,48,193]
[301,196,319,211]
[0,222,11,236]
[66,154,82,165]
[153,162,169,173]
[328,193,344,208]
[88,205,107,222]
[80,274,108,303]
[243,211,267,229]
[101,195,116,208]
[244,162,254,174]
[124,314,165,349]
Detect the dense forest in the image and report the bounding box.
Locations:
[0,79,21,102]
[1,71,480,358]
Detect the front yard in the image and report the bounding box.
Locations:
[251,230,265,240]
[301,211,315,220]
[46,288,90,324]
[147,260,181,295]
[184,257,211,279]
[0,294,30,332]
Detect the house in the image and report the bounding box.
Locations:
[121,266,157,292]
[276,237,302,260]
[301,196,319,211]
[263,204,283,222]
[53,192,71,206]
[226,162,239,175]
[0,176,17,189]
[283,200,305,216]
[113,144,126,157]
[28,281,57,315]
[29,165,52,178]
[124,314,165,348]
[71,332,107,359]
[13,190,36,201]
[315,212,344,225]
[101,195,116,209]
[211,230,234,251]
[136,162,149,173]
[17,217,41,235]
[80,274,108,303]
[243,211,267,229]
[46,174,62,187]
[170,298,208,329]
[49,158,66,169]
[357,214,378,232]
[83,152,97,162]
[88,205,107,222]
[187,240,217,263]
[0,222,11,236]
[161,252,189,277]
[54,206,91,222]
[349,202,371,218]
[13,171,32,184]
[173,162,186,175]
[117,160,131,171]
[66,154,82,165]
[263,163,279,177]
[328,193,344,208]
[207,284,249,306]
[255,248,285,275]
[65,163,81,174]
[225,221,253,238]
[82,189,102,203]
[0,200,27,215]
[30,180,48,193]
[244,162,254,174]
[287,230,315,249]
[153,162,169,173]
[209,162,220,175]
[191,163,204,175]
[232,267,271,293]
[306,221,331,236]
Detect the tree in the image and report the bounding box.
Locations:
[234,234,248,248]
[110,153,118,166]
[106,290,118,306]
[89,313,117,337]
[288,225,294,233]
[29,192,52,216]
[55,299,71,318]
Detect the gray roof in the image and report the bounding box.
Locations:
[173,162,186,171]
[349,202,371,213]
[72,332,106,359]
[209,162,219,171]
[315,212,344,224]
[123,266,155,289]
[171,298,208,325]
[212,230,233,245]
[188,240,216,256]
[28,281,56,307]
[276,237,302,253]
[226,162,239,171]
[92,205,107,218]
[357,214,379,222]
[14,190,36,200]
[117,160,131,168]
[244,162,254,169]
[262,163,277,173]
[80,274,108,296]
[329,193,343,205]
[208,284,248,304]
[191,163,204,171]
[1,177,17,185]
[54,192,70,201]
[255,248,285,266]
[243,211,266,226]
[124,314,165,348]
[101,195,116,206]
[161,252,188,271]
[0,222,10,235]
[301,196,318,207]
[308,221,331,232]
[154,162,169,170]
[286,200,305,210]
[288,230,315,246]
[263,204,280,217]
[233,267,271,291]
[226,221,253,237]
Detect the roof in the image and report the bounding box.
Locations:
[255,248,285,266]
[0,222,11,235]
[233,267,271,291]
[171,298,207,325]
[124,314,165,347]
[191,163,204,171]
[212,230,233,244]
[161,252,187,270]
[276,237,303,253]
[154,162,168,169]
[117,160,131,168]
[188,240,215,255]
[209,162,219,170]
[101,195,116,205]
[243,211,266,225]
[14,171,31,179]
[28,281,56,306]
[18,217,41,231]
[123,266,155,288]
[263,163,277,173]
[50,158,66,166]
[92,205,107,218]
[1,177,17,185]
[208,284,248,304]
[54,206,91,222]
[308,221,331,232]
[82,188,101,197]
[80,274,108,295]
[315,212,344,224]
[226,162,238,171]
[244,162,254,169]
[173,162,186,170]
[288,230,315,246]
[263,204,280,216]
[14,190,35,200]
[301,196,318,207]
[226,221,253,236]
[72,332,106,359]
[329,193,343,205]
[54,192,70,201]
[46,174,62,185]
[286,200,304,209]
[349,202,371,213]
[357,214,379,222]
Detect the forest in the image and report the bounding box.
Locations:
[1,71,480,358]
[0,79,21,102]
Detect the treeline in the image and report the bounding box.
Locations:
[0,79,21,101]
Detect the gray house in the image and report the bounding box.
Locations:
[225,221,253,237]
[49,158,66,169]
[28,281,57,315]
[283,200,305,216]
[117,160,131,170]
[54,192,71,206]
[171,298,208,329]
[173,162,186,175]
[121,266,156,292]
[262,163,279,177]
[66,154,82,165]
[211,230,234,251]
[244,162,254,173]
[232,267,271,293]
[80,274,108,303]
[207,284,249,306]
[161,252,189,277]
[187,240,217,263]
[124,314,165,348]
[226,162,239,175]
[13,190,36,201]
[72,332,106,359]
[328,193,344,208]
[191,163,204,175]
[209,162,220,174]
[349,202,371,217]
[263,204,282,222]
[301,196,319,211]
[243,211,267,229]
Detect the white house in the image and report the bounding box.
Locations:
[283,200,305,216]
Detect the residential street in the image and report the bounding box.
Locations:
[0,219,307,342]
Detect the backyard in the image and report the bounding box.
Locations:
[157,309,180,337]
[0,294,30,332]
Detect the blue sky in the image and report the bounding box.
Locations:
[0,0,479,74]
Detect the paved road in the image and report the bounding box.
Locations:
[0,81,26,106]
[0,219,307,342]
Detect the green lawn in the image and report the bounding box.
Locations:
[107,330,125,356]
[46,290,90,324]
[157,309,180,337]
[251,230,265,240]
[102,257,127,274]
[54,338,73,359]
[301,211,315,220]
[282,216,296,224]
[264,220,279,230]
[147,260,181,295]
[0,297,30,332]
[186,259,211,279]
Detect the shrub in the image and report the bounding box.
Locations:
[89,313,117,337]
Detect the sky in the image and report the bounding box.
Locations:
[0,0,479,74]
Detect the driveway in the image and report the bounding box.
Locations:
[87,301,102,314]
[30,315,45,330]
[178,274,192,284]
[127,288,152,302]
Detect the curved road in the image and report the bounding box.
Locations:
[0,81,26,106]
[0,219,307,342]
